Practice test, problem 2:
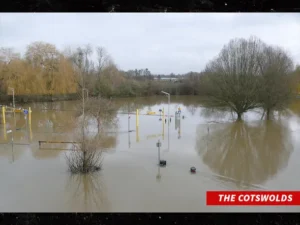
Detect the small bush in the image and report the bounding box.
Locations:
[65,135,103,174]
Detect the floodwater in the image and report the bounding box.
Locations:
[1,96,300,212]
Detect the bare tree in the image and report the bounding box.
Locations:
[85,96,118,133]
[0,47,20,64]
[65,48,95,174]
[63,45,93,90]
[65,112,119,174]
[78,45,93,90]
[290,65,300,94]
[66,91,118,174]
[257,46,294,119]
[96,46,112,79]
[203,37,266,120]
[65,130,103,174]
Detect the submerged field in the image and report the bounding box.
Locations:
[0,96,300,212]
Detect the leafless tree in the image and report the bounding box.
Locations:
[65,130,103,174]
[85,96,118,133]
[64,45,104,174]
[96,47,112,79]
[66,91,118,174]
[0,47,20,64]
[203,37,265,120]
[257,46,294,119]
[62,45,93,90]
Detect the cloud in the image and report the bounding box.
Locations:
[0,13,299,74]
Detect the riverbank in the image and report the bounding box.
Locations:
[1,93,299,107]
[0,92,202,105]
[0,93,79,104]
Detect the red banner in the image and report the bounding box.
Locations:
[206,191,300,206]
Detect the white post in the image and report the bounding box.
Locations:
[156,139,162,181]
[11,130,14,162]
[157,139,161,165]
[128,103,130,132]
[168,94,170,151]
[161,91,170,151]
[9,87,16,131]
[10,88,15,108]
[128,103,131,148]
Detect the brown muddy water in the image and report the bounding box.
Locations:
[1,96,300,212]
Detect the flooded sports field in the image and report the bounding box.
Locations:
[1,96,300,212]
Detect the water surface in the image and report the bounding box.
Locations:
[0,96,300,212]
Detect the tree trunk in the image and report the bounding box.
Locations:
[82,137,86,173]
[266,109,271,120]
[261,110,265,120]
[237,112,242,121]
[83,150,86,173]
[97,118,101,133]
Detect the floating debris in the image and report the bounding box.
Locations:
[190,167,196,173]
[159,160,167,167]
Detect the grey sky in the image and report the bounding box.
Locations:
[0,13,299,74]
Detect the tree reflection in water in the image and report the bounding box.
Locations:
[66,172,110,212]
[200,107,235,122]
[196,120,293,189]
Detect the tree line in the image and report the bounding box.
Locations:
[0,43,78,96]
[0,42,198,97]
[0,39,299,114]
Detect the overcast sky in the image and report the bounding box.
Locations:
[0,13,299,74]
